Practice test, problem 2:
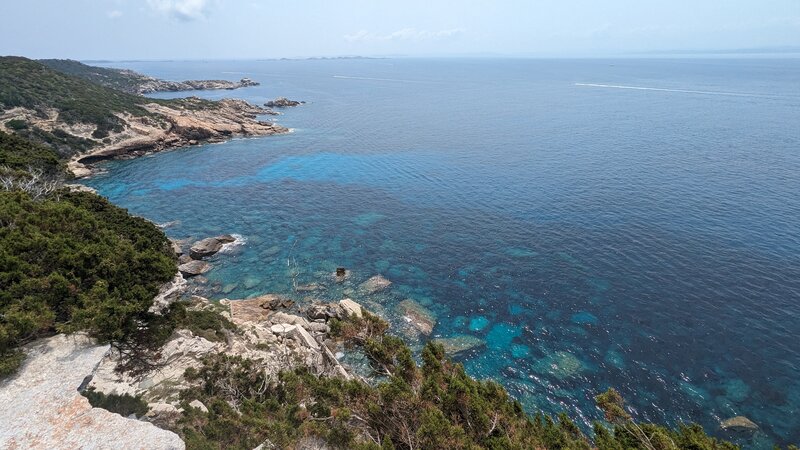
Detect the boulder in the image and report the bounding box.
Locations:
[359,275,392,294]
[178,260,211,277]
[270,323,297,336]
[189,399,209,413]
[189,235,236,259]
[397,299,436,335]
[170,240,183,256]
[720,416,758,432]
[271,311,312,329]
[339,299,364,318]
[291,326,320,350]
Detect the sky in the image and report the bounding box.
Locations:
[1,0,799,60]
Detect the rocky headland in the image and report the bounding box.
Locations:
[39,59,260,95]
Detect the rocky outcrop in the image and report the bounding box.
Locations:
[0,334,184,450]
[178,260,211,277]
[136,78,260,95]
[264,97,304,108]
[65,98,289,178]
[89,296,356,410]
[189,235,236,259]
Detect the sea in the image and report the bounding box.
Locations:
[83,57,800,447]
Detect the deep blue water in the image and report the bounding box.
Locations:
[85,58,800,446]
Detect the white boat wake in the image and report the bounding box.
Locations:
[575,83,777,98]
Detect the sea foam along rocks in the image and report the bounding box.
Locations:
[189,235,236,259]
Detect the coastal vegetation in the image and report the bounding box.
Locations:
[174,313,744,450]
[0,187,176,376]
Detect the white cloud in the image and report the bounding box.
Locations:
[147,0,211,21]
[344,28,466,43]
[107,10,123,19]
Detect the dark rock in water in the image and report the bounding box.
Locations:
[265,97,303,108]
[336,267,347,277]
[720,416,758,432]
[189,235,236,259]
[178,260,211,277]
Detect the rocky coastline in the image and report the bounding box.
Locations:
[64,98,289,178]
[135,77,260,95]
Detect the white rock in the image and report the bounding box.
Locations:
[291,326,320,350]
[0,334,184,449]
[270,323,297,335]
[339,299,363,318]
[189,399,209,413]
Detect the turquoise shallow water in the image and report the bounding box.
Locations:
[85,58,800,446]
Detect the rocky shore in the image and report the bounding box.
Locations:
[0,266,367,448]
[135,77,259,95]
[65,98,289,178]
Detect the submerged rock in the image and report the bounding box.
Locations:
[189,235,236,259]
[720,416,758,432]
[433,335,485,355]
[359,275,392,294]
[468,315,490,332]
[178,260,211,277]
[536,351,584,380]
[397,299,437,335]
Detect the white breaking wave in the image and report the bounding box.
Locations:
[575,83,776,98]
[219,234,247,253]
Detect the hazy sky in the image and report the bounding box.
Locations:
[1,0,799,59]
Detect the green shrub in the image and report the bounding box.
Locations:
[0,190,176,376]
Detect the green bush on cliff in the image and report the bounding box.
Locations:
[0,130,62,175]
[0,190,176,375]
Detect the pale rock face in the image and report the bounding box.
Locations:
[89,329,222,404]
[339,299,364,318]
[0,334,184,450]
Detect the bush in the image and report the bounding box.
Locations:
[0,190,176,376]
